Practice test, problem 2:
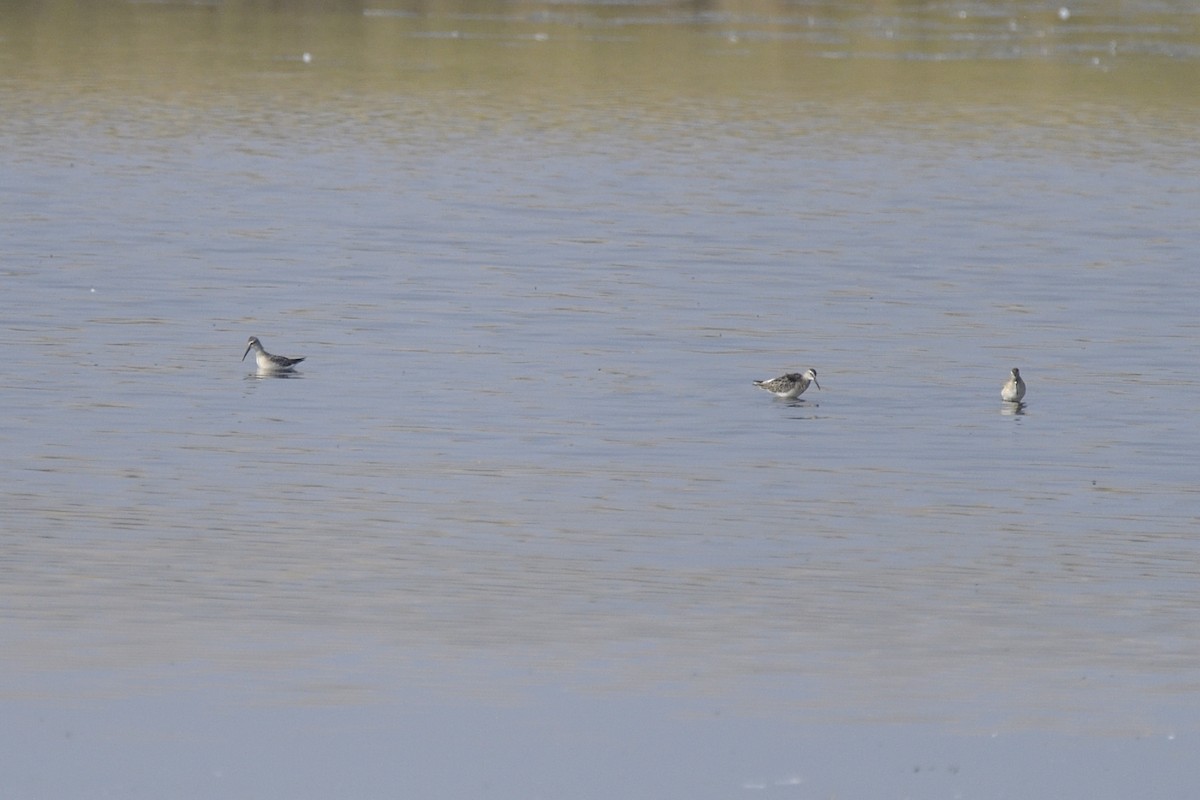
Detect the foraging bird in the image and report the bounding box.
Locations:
[242,336,305,372]
[1001,367,1026,402]
[753,368,820,399]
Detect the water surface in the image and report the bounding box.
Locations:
[2,0,1198,796]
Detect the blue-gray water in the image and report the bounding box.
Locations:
[3,1,1199,797]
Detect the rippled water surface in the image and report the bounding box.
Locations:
[2,0,1199,797]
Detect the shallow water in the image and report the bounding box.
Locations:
[2,0,1199,796]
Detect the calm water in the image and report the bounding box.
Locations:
[2,0,1199,797]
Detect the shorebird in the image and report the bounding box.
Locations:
[753,368,820,399]
[242,336,305,373]
[1001,367,1026,402]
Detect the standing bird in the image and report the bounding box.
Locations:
[242,336,306,373]
[753,368,820,399]
[1001,367,1026,402]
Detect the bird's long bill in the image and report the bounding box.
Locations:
[241,343,252,361]
[812,377,821,390]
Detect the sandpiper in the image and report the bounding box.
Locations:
[753,368,820,399]
[242,336,305,372]
[1001,367,1026,402]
